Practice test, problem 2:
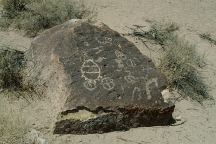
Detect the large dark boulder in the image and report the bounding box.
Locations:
[25,19,175,134]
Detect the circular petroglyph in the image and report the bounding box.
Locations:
[81,59,101,91]
[81,59,101,81]
[101,77,115,91]
[83,81,97,91]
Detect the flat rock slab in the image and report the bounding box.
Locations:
[26,19,175,134]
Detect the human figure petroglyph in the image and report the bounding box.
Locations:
[146,78,159,100]
[101,77,115,91]
[132,87,142,101]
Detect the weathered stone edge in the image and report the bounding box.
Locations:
[54,105,175,135]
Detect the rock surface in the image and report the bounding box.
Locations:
[25,19,175,134]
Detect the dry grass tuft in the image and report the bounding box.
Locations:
[0,97,29,144]
[199,33,216,46]
[130,22,179,46]
[0,0,94,36]
[130,22,210,103]
[158,38,209,102]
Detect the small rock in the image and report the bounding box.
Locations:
[175,116,182,121]
[24,129,48,144]
[161,89,172,103]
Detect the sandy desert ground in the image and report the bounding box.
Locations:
[1,0,216,144]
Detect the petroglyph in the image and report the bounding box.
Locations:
[96,49,103,55]
[95,57,106,63]
[29,20,174,134]
[126,59,136,67]
[96,37,112,45]
[115,50,128,69]
[101,77,115,91]
[124,75,137,84]
[124,71,137,84]
[93,46,104,50]
[83,81,97,91]
[115,59,124,69]
[132,87,142,101]
[81,59,101,81]
[105,37,112,43]
[81,59,101,91]
[84,41,90,47]
[146,78,159,100]
[92,45,104,55]
[115,50,127,60]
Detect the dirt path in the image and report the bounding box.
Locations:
[1,0,216,144]
[0,30,31,51]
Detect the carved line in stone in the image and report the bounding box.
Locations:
[81,59,102,91]
[124,75,137,84]
[146,78,158,100]
[83,80,97,91]
[81,59,101,81]
[126,59,136,67]
[105,37,112,43]
[115,59,124,69]
[96,37,112,45]
[93,46,104,50]
[95,57,106,63]
[101,77,115,91]
[132,87,142,101]
[115,50,127,60]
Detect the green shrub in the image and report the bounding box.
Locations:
[0,46,25,89]
[130,22,209,102]
[0,0,93,36]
